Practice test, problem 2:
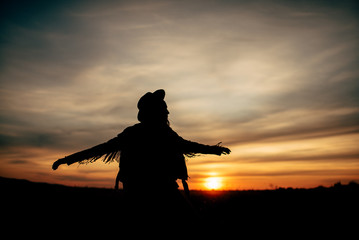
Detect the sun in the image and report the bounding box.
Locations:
[204,177,222,190]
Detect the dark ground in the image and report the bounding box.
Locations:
[1,176,358,237]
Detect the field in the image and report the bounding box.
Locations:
[1,176,358,236]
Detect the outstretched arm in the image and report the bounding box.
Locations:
[52,136,122,170]
[181,139,230,156]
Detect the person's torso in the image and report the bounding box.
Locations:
[118,123,188,183]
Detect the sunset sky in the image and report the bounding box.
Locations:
[1,0,358,190]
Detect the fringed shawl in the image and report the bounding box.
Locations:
[60,123,218,184]
[62,124,200,166]
[62,136,122,166]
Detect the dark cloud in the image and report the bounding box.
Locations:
[53,173,114,184]
[226,168,359,177]
[7,159,33,165]
[0,132,62,148]
[223,110,359,146]
[1,0,358,188]
[234,152,359,164]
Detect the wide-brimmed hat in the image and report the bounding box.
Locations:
[137,89,165,110]
[137,89,167,122]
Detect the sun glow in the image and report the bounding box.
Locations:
[204,177,222,190]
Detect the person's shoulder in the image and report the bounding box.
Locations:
[118,123,143,136]
[167,126,182,139]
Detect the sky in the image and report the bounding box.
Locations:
[1,0,358,190]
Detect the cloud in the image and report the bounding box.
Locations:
[54,174,111,183]
[1,0,358,188]
[7,160,34,165]
[220,108,359,145]
[224,168,359,177]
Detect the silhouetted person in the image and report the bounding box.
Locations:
[52,89,230,221]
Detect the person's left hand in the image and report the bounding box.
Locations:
[213,143,231,155]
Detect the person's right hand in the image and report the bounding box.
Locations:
[52,158,65,170]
